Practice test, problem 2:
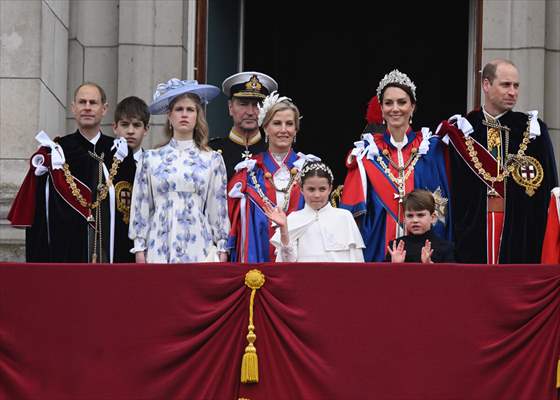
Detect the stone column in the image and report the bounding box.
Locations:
[67,0,118,134]
[544,0,560,163]
[116,0,194,149]
[482,0,559,169]
[0,0,69,261]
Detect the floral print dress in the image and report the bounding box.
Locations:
[129,138,229,262]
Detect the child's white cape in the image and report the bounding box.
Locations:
[270,203,365,262]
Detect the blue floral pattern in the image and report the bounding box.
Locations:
[129,139,229,262]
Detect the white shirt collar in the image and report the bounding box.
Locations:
[482,105,507,121]
[303,202,332,215]
[389,134,408,150]
[79,130,101,145]
[133,148,143,163]
[171,138,195,150]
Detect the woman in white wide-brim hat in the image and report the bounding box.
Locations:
[129,79,230,263]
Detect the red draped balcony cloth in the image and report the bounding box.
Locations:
[0,263,559,399]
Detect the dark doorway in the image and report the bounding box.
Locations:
[244,2,470,185]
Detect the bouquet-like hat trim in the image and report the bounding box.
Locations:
[149,78,220,114]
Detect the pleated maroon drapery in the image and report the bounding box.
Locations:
[0,263,559,399]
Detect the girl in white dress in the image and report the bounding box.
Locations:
[129,79,230,263]
[266,162,365,262]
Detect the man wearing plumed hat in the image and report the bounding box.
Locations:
[210,71,278,178]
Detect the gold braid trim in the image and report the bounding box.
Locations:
[330,184,344,207]
[556,359,560,388]
[63,156,122,210]
[465,121,530,184]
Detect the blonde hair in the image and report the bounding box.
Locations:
[261,99,301,132]
[164,93,210,150]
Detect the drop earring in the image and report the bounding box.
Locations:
[293,135,297,143]
[265,135,268,143]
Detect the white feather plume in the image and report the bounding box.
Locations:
[257,91,291,127]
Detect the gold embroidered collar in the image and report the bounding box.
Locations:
[228,129,262,147]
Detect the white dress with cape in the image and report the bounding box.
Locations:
[270,203,365,262]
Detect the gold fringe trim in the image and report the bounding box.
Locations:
[241,269,265,384]
[556,360,560,389]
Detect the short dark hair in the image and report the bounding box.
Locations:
[379,83,416,105]
[481,59,516,84]
[403,189,435,214]
[74,82,107,104]
[114,96,150,126]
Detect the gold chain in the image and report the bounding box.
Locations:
[63,156,122,210]
[376,152,420,188]
[250,169,297,212]
[465,122,530,183]
[265,172,297,194]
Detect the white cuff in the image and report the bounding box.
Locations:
[130,238,146,253]
[216,239,228,253]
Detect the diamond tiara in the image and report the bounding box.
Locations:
[376,69,416,101]
[301,162,334,183]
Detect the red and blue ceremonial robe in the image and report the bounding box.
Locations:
[8,130,131,263]
[227,150,306,262]
[340,128,452,262]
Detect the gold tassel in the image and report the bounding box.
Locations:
[556,359,560,389]
[241,269,265,384]
[241,327,258,383]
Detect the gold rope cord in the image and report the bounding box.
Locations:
[241,269,265,384]
[557,359,560,388]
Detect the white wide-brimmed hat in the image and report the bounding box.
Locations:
[149,78,220,114]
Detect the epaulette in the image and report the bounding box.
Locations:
[208,137,223,153]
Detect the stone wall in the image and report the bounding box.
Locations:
[0,0,69,261]
[0,0,195,261]
[482,0,560,168]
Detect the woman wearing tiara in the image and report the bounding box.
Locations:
[227,92,319,262]
[340,69,452,262]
